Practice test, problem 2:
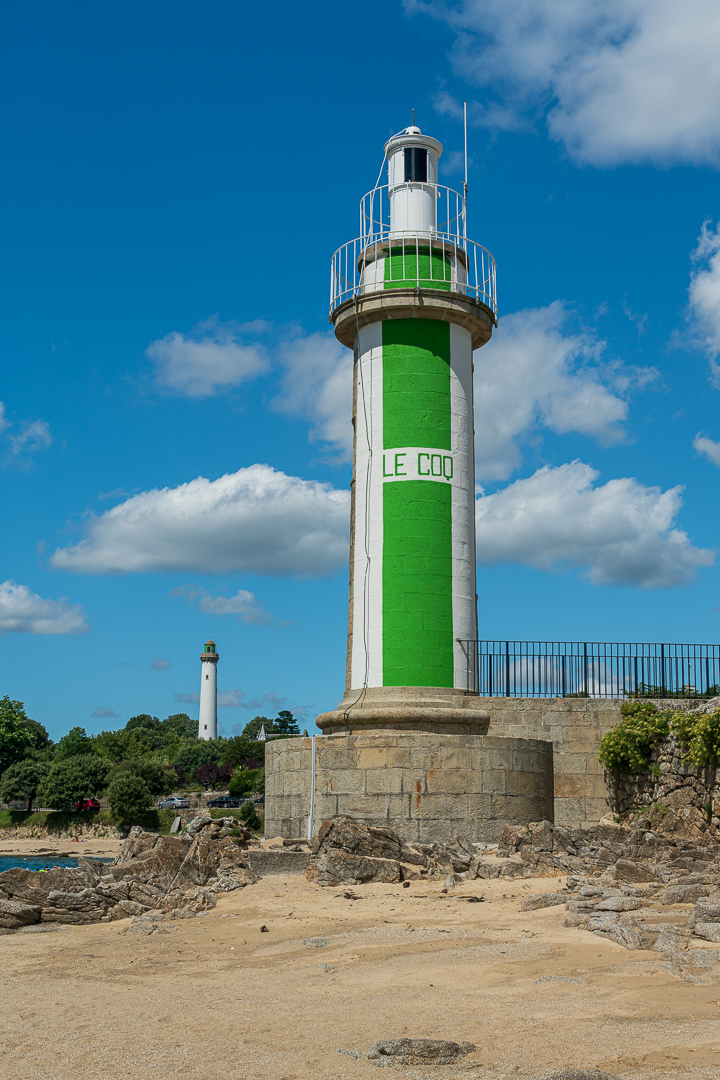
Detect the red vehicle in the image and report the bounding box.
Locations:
[73,798,101,812]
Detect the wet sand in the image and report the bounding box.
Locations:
[1,873,719,1079]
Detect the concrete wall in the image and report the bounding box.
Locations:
[480,697,622,826]
[264,730,553,843]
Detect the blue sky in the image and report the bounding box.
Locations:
[2,0,720,740]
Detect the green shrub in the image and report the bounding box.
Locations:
[228,768,264,798]
[106,773,152,826]
[671,709,720,768]
[598,702,670,773]
[239,800,262,831]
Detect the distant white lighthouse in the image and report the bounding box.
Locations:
[198,638,218,740]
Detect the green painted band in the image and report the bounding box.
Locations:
[381,319,453,688]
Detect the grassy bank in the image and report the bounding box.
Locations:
[0,808,178,835]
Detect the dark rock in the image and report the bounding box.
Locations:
[0,897,41,929]
[367,1039,475,1065]
[544,1072,622,1080]
[306,817,413,886]
[521,893,567,911]
[313,816,401,861]
[310,850,402,887]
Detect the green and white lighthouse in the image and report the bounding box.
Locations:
[318,123,497,733]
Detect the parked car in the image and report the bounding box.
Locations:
[157,796,190,809]
[206,796,242,809]
[73,798,101,812]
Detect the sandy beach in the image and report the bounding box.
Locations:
[1,871,719,1080]
[0,836,123,859]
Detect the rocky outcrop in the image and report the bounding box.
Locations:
[308,817,405,885]
[0,817,257,928]
[507,817,720,973]
[305,815,534,886]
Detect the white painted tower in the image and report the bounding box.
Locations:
[198,638,218,740]
[318,121,497,733]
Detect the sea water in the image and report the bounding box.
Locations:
[0,856,113,873]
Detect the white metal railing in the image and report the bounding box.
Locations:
[331,183,497,318]
[360,184,466,244]
[330,233,497,316]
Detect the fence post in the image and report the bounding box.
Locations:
[583,643,588,698]
[505,641,510,698]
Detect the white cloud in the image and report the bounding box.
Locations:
[218,690,244,708]
[175,691,200,705]
[92,706,119,718]
[474,303,654,480]
[687,222,720,386]
[409,0,720,166]
[7,420,52,457]
[694,433,720,468]
[273,332,353,461]
[51,464,350,577]
[475,461,714,588]
[0,580,88,635]
[147,317,269,398]
[150,657,171,671]
[172,585,273,625]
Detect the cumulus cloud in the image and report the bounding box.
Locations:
[92,706,119,719]
[171,585,272,626]
[408,0,720,166]
[150,657,171,671]
[175,691,200,705]
[51,464,350,578]
[218,690,244,708]
[273,332,353,461]
[475,461,714,588]
[687,222,720,386]
[694,434,720,468]
[147,317,269,398]
[0,580,88,634]
[474,303,654,480]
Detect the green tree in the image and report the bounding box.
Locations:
[241,716,272,739]
[106,773,152,826]
[275,710,300,736]
[172,738,224,778]
[26,718,51,751]
[228,768,265,798]
[0,759,51,810]
[221,736,264,768]
[162,713,198,740]
[241,712,300,739]
[36,754,110,809]
[0,697,35,774]
[123,714,164,751]
[107,759,175,797]
[55,726,92,760]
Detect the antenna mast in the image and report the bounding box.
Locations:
[463,100,468,240]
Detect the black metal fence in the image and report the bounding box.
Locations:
[456,640,720,699]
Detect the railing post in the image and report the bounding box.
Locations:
[561,654,566,698]
[583,643,588,698]
[505,641,510,698]
[661,642,666,696]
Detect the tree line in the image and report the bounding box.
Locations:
[0,696,301,826]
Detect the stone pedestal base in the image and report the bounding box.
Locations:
[264,729,554,844]
[316,686,491,735]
